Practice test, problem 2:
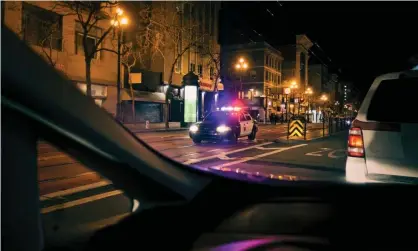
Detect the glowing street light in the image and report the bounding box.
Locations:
[305,87,313,95]
[120,17,129,25]
[116,8,124,16]
[320,94,328,101]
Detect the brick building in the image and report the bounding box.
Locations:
[3,1,119,115]
[3,1,221,124]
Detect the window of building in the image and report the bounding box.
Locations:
[265,70,268,80]
[250,70,256,80]
[75,22,102,59]
[22,2,63,51]
[210,67,214,79]
[265,55,269,65]
[197,64,203,75]
[190,63,196,72]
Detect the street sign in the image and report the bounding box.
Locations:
[289,119,304,137]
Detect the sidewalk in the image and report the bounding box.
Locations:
[124,122,187,133]
[124,121,329,133]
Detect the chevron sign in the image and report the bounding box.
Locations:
[289,120,305,137]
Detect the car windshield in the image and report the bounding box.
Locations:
[7,1,417,248]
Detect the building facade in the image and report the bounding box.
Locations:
[3,1,120,115]
[120,1,221,123]
[221,42,283,120]
[3,1,221,124]
[279,34,313,91]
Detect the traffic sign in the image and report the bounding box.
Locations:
[289,119,304,137]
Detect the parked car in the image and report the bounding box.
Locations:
[345,69,418,183]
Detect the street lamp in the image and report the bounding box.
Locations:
[235,57,248,99]
[290,81,298,114]
[320,94,328,121]
[111,9,129,121]
[304,87,313,122]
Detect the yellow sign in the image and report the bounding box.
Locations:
[289,119,304,137]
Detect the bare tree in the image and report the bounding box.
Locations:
[136,2,214,128]
[38,20,62,69]
[55,1,120,96]
[200,44,221,91]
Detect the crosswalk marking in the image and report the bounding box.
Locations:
[41,190,123,214]
[40,181,110,201]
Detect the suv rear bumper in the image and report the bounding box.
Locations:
[345,156,368,183]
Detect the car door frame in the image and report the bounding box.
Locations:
[244,113,254,134]
[239,113,247,136]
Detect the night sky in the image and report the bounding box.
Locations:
[220,1,418,98]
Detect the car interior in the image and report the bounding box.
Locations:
[2,25,418,251]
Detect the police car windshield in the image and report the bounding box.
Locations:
[204,111,239,123]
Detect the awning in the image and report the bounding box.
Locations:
[121,89,166,103]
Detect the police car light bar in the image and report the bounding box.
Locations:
[220,106,241,111]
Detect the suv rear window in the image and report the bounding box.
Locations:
[367,77,418,123]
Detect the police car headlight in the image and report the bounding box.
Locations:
[189,125,199,133]
[216,125,231,133]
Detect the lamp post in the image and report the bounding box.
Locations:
[290,80,298,115]
[111,8,128,121]
[235,57,248,99]
[320,94,328,121]
[304,87,313,122]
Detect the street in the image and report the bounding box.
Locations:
[38,123,347,246]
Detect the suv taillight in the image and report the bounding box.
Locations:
[348,127,365,157]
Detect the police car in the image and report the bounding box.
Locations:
[189,107,258,143]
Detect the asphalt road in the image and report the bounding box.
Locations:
[37,123,347,247]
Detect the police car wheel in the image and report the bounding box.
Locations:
[248,129,256,140]
[192,138,202,144]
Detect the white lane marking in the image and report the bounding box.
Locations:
[218,155,237,160]
[183,152,198,157]
[176,144,194,149]
[255,146,284,150]
[39,171,97,183]
[85,213,130,230]
[212,144,308,169]
[38,154,67,161]
[328,149,346,159]
[40,181,111,201]
[41,190,123,214]
[162,136,189,139]
[183,142,273,165]
[305,148,332,157]
[208,149,221,152]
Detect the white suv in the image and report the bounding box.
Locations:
[345,70,418,183]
